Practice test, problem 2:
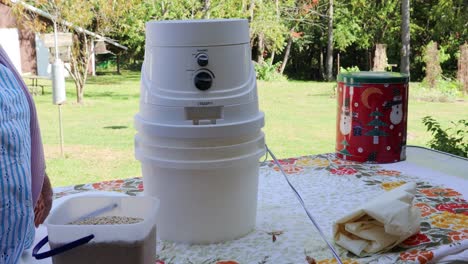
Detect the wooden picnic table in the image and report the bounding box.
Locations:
[22,75,51,96]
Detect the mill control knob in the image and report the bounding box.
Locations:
[194,71,213,91]
[197,53,209,67]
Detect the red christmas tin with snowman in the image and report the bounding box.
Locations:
[336,71,409,163]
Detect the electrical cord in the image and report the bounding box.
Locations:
[265,144,344,264]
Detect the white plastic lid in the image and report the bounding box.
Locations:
[145,19,250,47]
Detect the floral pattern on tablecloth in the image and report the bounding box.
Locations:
[53,153,468,264]
[53,177,144,199]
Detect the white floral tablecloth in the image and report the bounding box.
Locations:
[49,147,468,264]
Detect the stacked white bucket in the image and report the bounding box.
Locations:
[135,19,265,244]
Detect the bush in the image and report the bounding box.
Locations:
[331,66,361,97]
[339,66,360,73]
[97,59,117,71]
[416,77,463,102]
[422,116,468,157]
[254,59,287,81]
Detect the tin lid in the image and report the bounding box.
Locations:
[337,71,409,84]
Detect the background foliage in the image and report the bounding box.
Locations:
[11,0,467,83]
[422,116,468,158]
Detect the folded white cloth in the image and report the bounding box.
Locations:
[429,239,468,264]
[333,182,421,256]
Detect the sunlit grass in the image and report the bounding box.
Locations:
[32,73,467,187]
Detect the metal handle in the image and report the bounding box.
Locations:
[32,234,94,260]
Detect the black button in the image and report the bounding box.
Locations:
[197,54,209,67]
[194,72,212,90]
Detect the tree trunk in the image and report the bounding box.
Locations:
[424,41,441,89]
[275,0,280,18]
[458,43,468,94]
[368,49,372,71]
[249,0,255,21]
[116,53,121,74]
[326,0,334,81]
[76,79,84,103]
[400,0,410,75]
[257,33,265,63]
[161,1,168,17]
[279,32,293,74]
[337,52,341,73]
[68,33,90,104]
[203,0,211,19]
[373,44,387,71]
[271,0,279,65]
[319,49,324,80]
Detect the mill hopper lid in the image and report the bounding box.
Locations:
[145,19,250,47]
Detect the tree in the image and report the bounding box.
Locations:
[410,0,467,80]
[279,0,326,78]
[68,0,135,103]
[400,0,410,75]
[458,43,468,94]
[325,0,333,81]
[203,0,211,19]
[11,0,465,84]
[11,0,95,103]
[279,29,293,74]
[11,0,136,103]
[332,0,400,71]
[249,0,287,64]
[423,41,443,89]
[373,44,387,71]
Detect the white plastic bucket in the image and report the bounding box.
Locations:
[137,151,263,244]
[135,132,265,161]
[33,196,159,264]
[135,19,265,244]
[135,128,265,243]
[134,112,265,139]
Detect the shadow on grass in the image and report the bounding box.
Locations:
[103,125,128,129]
[85,72,141,85]
[96,71,122,76]
[38,90,139,100]
[310,92,334,97]
[86,91,140,100]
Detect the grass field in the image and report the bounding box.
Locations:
[32,72,467,187]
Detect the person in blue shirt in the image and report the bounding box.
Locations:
[0,45,52,263]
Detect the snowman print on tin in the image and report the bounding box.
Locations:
[389,89,403,125]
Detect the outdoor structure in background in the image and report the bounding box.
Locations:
[458,43,468,94]
[0,1,126,77]
[0,2,35,74]
[40,32,71,76]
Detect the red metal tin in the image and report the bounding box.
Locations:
[336,72,409,163]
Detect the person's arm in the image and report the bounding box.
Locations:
[34,173,53,227]
[0,46,46,205]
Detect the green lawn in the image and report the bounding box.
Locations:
[32,72,468,187]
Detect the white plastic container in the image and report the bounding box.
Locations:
[135,132,265,161]
[135,19,265,244]
[33,196,159,264]
[137,149,264,243]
